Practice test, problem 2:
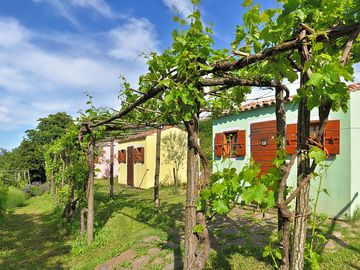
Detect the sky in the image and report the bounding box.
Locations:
[0,0,358,150]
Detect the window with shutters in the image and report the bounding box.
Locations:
[134,147,145,163]
[214,130,246,158]
[286,120,340,155]
[224,131,237,157]
[118,149,126,163]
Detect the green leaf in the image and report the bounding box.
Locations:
[309,146,326,164]
[242,0,253,7]
[253,184,268,204]
[274,250,282,259]
[211,183,225,195]
[213,199,229,214]
[307,73,324,87]
[193,224,205,234]
[322,188,330,197]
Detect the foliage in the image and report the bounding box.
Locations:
[25,112,74,145]
[262,243,282,269]
[0,187,7,216]
[5,186,26,208]
[23,183,48,197]
[197,157,284,217]
[305,155,328,270]
[44,124,88,208]
[0,112,74,184]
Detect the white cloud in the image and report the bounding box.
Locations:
[32,0,121,29]
[162,0,193,19]
[107,18,159,63]
[0,18,29,48]
[69,0,117,19]
[0,16,159,133]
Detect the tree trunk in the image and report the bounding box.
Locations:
[290,30,311,270]
[80,208,88,237]
[109,139,114,197]
[27,170,31,184]
[275,86,291,270]
[184,115,211,270]
[276,86,287,231]
[184,118,199,269]
[154,128,161,208]
[87,138,95,244]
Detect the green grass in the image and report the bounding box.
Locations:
[1,180,360,269]
[5,186,26,209]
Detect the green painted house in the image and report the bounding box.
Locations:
[213,83,360,218]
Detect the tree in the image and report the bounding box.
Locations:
[24,112,74,182]
[26,112,74,145]
[161,130,187,190]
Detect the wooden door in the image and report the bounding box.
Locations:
[127,146,134,186]
[250,120,277,174]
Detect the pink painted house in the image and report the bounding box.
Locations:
[95,140,119,179]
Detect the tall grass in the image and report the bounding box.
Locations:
[0,187,7,215]
[5,186,26,208]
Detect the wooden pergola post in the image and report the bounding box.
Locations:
[154,128,161,208]
[109,139,114,197]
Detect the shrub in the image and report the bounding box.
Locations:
[5,186,26,208]
[0,187,8,216]
[23,183,48,197]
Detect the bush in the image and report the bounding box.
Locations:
[5,186,26,208]
[0,187,7,216]
[23,182,48,197]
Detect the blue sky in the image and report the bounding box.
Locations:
[1,0,265,150]
[0,0,358,150]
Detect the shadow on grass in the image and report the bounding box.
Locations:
[206,211,276,269]
[93,185,185,269]
[0,211,71,270]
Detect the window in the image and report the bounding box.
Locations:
[118,150,126,163]
[134,147,144,163]
[214,130,246,158]
[286,120,340,155]
[224,131,237,157]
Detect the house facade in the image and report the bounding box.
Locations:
[213,84,360,218]
[117,127,187,189]
[95,140,119,179]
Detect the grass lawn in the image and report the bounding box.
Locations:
[0,179,360,269]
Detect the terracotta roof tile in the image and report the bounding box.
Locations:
[241,83,360,111]
[118,126,173,143]
[348,83,360,92]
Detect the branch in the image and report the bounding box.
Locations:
[285,172,312,205]
[300,23,315,34]
[185,119,210,187]
[284,118,328,206]
[287,53,301,72]
[212,22,360,72]
[340,27,360,67]
[276,150,299,218]
[200,76,290,99]
[91,85,166,128]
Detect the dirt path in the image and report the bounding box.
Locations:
[0,204,70,270]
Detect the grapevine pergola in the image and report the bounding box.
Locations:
[77,3,360,269]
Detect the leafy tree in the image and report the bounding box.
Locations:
[26,112,74,145]
[23,112,74,182]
